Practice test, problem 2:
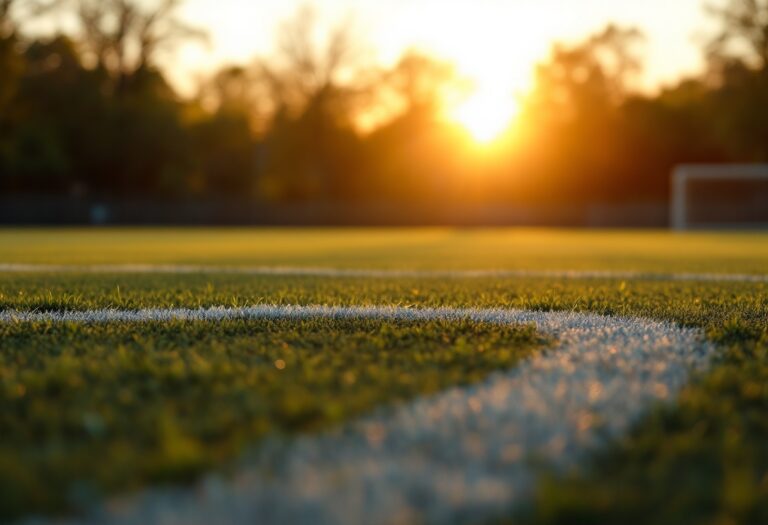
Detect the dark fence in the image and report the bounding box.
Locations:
[0,195,669,227]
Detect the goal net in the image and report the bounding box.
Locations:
[671,164,768,230]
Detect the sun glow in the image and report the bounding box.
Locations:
[398,2,539,144]
[449,88,520,143]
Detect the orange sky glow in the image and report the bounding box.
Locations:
[165,0,716,141]
[26,0,718,142]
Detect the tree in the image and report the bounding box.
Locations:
[361,51,468,201]
[191,66,261,194]
[258,4,368,122]
[197,65,271,134]
[1,36,93,191]
[0,0,15,36]
[513,26,645,203]
[255,5,371,201]
[0,0,24,183]
[705,1,768,159]
[526,25,645,122]
[382,51,462,115]
[0,0,28,115]
[707,0,768,72]
[34,0,206,93]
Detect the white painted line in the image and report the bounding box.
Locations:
[0,263,766,282]
[10,305,716,525]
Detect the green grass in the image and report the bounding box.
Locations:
[0,316,545,519]
[1,227,767,273]
[520,319,768,525]
[0,228,767,524]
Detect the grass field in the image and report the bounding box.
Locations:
[1,228,767,524]
[2,228,768,273]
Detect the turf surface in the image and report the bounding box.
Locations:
[0,314,545,519]
[1,228,767,273]
[1,228,767,524]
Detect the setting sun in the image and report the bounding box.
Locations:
[449,88,519,143]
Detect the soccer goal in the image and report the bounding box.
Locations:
[670,164,768,230]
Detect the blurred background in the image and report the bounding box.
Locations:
[0,0,766,227]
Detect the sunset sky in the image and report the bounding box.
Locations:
[172,0,715,97]
[24,0,720,141]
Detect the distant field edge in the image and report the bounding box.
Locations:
[0,264,766,282]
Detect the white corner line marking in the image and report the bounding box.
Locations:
[9,305,717,525]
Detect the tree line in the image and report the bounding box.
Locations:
[1,0,766,206]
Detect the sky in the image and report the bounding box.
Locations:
[24,0,720,140]
[170,0,717,99]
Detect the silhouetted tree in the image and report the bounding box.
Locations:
[189,111,254,195]
[384,50,462,114]
[364,52,467,200]
[514,25,645,203]
[703,0,768,160]
[0,0,16,37]
[197,65,270,133]
[0,1,22,117]
[35,0,206,94]
[190,66,261,194]
[3,0,768,218]
[526,25,644,123]
[707,0,768,71]
[257,5,368,120]
[256,5,369,201]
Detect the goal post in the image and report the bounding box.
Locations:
[671,164,768,230]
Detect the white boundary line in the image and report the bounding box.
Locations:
[11,305,715,525]
[0,263,766,282]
